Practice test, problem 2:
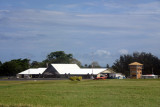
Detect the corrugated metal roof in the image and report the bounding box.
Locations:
[51,64,80,71]
[129,62,143,65]
[51,64,80,74]
[51,64,106,75]
[18,64,107,75]
[99,69,115,73]
[19,68,46,74]
[79,68,106,75]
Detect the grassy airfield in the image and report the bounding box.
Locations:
[0,79,160,107]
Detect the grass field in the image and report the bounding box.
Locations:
[0,79,160,107]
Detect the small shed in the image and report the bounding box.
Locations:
[98,69,115,78]
[97,69,125,79]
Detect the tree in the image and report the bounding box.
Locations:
[36,59,50,67]
[90,61,101,68]
[112,52,160,77]
[106,64,110,68]
[70,58,82,67]
[0,61,2,75]
[0,61,2,66]
[30,51,82,68]
[1,61,20,76]
[84,64,88,68]
[0,59,30,76]
[46,51,73,64]
[30,61,40,68]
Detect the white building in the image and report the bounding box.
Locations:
[17,64,106,79]
[98,69,125,79]
[18,64,126,79]
[17,68,46,78]
[141,74,158,79]
[42,64,106,78]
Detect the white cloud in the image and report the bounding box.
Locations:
[0,8,159,49]
[103,2,124,9]
[84,2,98,6]
[119,49,129,55]
[127,1,160,15]
[94,50,111,56]
[0,10,9,13]
[64,4,79,8]
[0,9,160,45]
[1,0,160,65]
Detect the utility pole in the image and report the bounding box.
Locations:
[91,52,94,79]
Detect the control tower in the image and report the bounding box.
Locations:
[129,62,143,79]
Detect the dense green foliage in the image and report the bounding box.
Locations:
[112,52,160,77]
[0,79,159,107]
[46,51,73,63]
[0,61,2,66]
[30,51,82,68]
[0,59,30,76]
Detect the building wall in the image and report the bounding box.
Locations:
[142,75,158,79]
[42,65,60,78]
[42,65,93,79]
[130,65,142,79]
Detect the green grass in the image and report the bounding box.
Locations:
[0,79,160,107]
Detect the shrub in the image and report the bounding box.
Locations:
[69,76,82,81]
[69,76,77,81]
[76,76,82,81]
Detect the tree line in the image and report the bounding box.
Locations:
[112,52,160,77]
[0,59,30,76]
[0,51,160,77]
[0,51,85,76]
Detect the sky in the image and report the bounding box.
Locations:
[0,0,160,66]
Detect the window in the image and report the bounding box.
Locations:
[132,75,136,77]
[131,71,137,73]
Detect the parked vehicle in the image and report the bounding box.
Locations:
[94,74,108,80]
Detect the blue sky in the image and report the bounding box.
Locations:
[0,0,160,66]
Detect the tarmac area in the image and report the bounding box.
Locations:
[0,78,68,81]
